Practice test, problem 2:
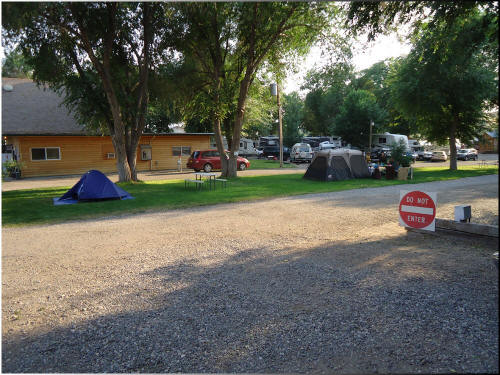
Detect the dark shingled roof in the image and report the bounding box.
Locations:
[2,78,87,135]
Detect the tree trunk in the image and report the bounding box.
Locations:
[227,75,252,178]
[449,119,458,171]
[126,2,151,182]
[127,144,139,181]
[213,117,228,176]
[126,131,141,181]
[110,133,132,182]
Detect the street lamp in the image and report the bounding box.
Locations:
[270,82,283,168]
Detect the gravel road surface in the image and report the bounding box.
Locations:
[2,175,498,373]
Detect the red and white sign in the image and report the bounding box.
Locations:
[399,190,437,231]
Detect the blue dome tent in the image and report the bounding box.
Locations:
[53,170,133,205]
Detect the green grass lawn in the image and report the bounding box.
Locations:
[2,165,497,227]
[249,159,299,169]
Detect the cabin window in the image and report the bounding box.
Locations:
[172,146,191,156]
[31,147,60,161]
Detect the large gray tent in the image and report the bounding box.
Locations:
[303,149,371,181]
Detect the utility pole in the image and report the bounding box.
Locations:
[277,83,283,168]
[369,119,374,154]
[270,82,283,168]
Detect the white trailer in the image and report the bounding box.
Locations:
[239,138,260,157]
[210,136,259,157]
[372,133,410,151]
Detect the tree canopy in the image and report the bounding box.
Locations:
[1,47,33,78]
[388,7,498,170]
[2,2,168,181]
[333,89,386,148]
[166,2,337,177]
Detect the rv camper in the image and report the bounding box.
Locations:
[408,139,423,152]
[259,135,279,147]
[238,138,259,157]
[372,133,410,151]
[210,137,259,157]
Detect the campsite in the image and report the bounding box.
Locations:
[2,2,498,374]
[2,165,497,226]
[53,170,133,205]
[303,149,372,181]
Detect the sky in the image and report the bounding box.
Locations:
[283,32,413,95]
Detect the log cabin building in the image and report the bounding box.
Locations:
[2,78,211,178]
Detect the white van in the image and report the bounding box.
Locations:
[290,143,313,163]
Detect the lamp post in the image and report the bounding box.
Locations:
[270,82,283,168]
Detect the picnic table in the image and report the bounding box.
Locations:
[184,172,227,190]
[195,172,216,189]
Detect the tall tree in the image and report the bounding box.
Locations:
[388,9,498,170]
[241,81,276,140]
[170,2,335,177]
[301,46,355,136]
[333,89,386,149]
[353,59,416,136]
[2,2,167,181]
[282,92,305,147]
[166,3,238,174]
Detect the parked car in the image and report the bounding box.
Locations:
[290,143,313,163]
[407,151,418,162]
[187,150,250,172]
[262,146,290,161]
[417,150,433,161]
[431,151,448,161]
[457,148,478,161]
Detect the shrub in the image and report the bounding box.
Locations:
[2,159,25,178]
[389,139,412,168]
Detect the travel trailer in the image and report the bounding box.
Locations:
[371,133,410,151]
[210,137,259,157]
[238,138,260,157]
[259,135,279,147]
[408,139,424,152]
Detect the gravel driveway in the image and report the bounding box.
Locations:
[2,175,498,373]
